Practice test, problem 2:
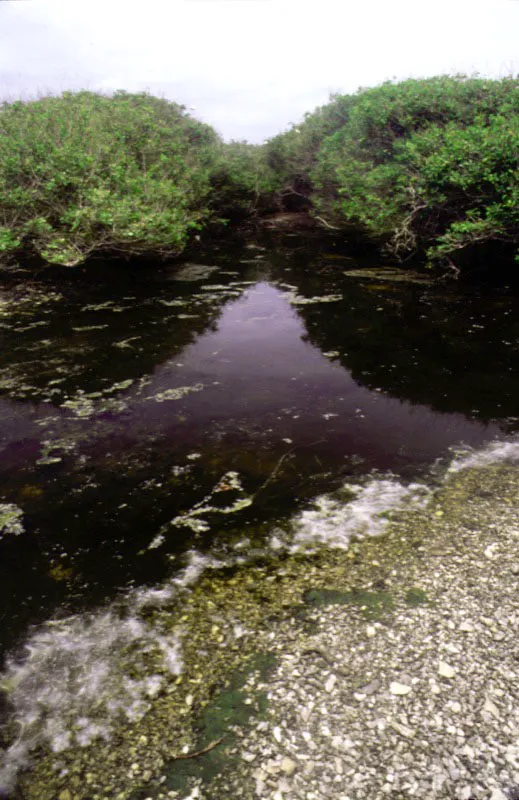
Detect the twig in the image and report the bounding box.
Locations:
[171,736,225,761]
[253,451,293,498]
[252,438,326,500]
[313,215,341,231]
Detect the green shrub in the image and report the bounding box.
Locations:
[0,91,220,266]
[209,141,280,220]
[270,75,519,271]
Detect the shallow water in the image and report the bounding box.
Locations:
[0,235,518,794]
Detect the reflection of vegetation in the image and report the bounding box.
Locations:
[0,268,246,405]
[288,263,519,427]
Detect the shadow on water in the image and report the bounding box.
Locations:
[0,235,517,656]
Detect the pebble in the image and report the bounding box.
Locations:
[483,697,500,719]
[389,682,412,696]
[438,660,456,679]
[324,674,337,693]
[280,757,297,776]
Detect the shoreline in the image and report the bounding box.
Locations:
[10,452,519,800]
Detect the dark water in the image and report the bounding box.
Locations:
[0,236,517,659]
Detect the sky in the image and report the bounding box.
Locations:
[0,0,518,142]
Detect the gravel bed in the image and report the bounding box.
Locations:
[14,462,519,800]
[201,465,519,800]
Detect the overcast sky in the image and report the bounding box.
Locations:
[0,0,518,142]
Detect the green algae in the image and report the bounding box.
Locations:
[405,587,430,606]
[304,586,394,619]
[161,652,276,796]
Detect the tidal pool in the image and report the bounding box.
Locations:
[0,234,518,796]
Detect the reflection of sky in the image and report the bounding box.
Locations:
[0,278,503,475]
[0,0,518,141]
[135,281,501,469]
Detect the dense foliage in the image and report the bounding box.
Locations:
[0,92,224,266]
[1,78,519,274]
[209,141,279,220]
[268,76,519,270]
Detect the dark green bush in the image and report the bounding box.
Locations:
[209,141,280,220]
[2,78,519,275]
[269,75,519,270]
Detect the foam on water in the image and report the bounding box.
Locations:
[2,438,518,792]
[288,478,430,552]
[0,610,182,792]
[449,437,519,473]
[0,552,218,795]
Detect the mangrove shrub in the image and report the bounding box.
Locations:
[0,91,220,266]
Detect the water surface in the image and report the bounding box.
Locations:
[0,241,517,654]
[0,236,518,794]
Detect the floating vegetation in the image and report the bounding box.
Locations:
[61,393,97,418]
[158,298,189,307]
[109,378,134,392]
[146,383,205,403]
[37,438,77,466]
[343,268,434,285]
[113,336,141,349]
[171,264,219,282]
[71,324,109,332]
[200,284,235,292]
[80,301,127,312]
[0,503,24,537]
[285,291,343,305]
[168,471,253,535]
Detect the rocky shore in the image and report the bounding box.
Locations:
[183,460,519,800]
[11,453,519,800]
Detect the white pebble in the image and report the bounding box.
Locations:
[438,661,456,679]
[390,682,412,696]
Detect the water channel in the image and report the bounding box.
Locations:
[0,232,518,795]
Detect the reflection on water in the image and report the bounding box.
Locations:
[0,241,516,658]
[0,236,518,795]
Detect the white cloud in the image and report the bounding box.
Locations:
[0,0,518,140]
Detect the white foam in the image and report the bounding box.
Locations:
[0,610,183,794]
[449,438,519,473]
[288,479,430,552]
[2,438,518,792]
